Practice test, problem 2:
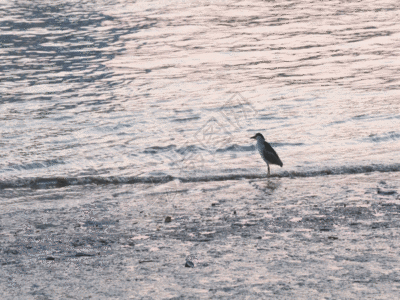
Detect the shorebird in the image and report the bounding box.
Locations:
[251,133,283,176]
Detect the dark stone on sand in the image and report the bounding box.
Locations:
[319,228,331,232]
[328,236,339,240]
[371,222,389,229]
[72,240,85,247]
[377,188,397,195]
[165,216,172,223]
[35,223,56,230]
[75,252,95,257]
[46,257,55,260]
[139,260,155,264]
[185,260,194,268]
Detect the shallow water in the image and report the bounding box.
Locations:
[1,0,400,186]
[1,0,400,298]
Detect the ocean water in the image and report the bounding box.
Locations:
[1,0,399,188]
[1,0,400,298]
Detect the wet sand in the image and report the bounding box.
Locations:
[1,172,400,299]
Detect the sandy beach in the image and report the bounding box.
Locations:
[1,172,400,299]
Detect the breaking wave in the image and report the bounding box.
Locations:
[1,163,399,190]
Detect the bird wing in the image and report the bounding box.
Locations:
[263,142,283,167]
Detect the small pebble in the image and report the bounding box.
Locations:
[185,261,194,268]
[75,252,94,257]
[377,188,396,195]
[46,257,55,260]
[165,216,172,223]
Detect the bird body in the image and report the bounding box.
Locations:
[251,133,283,176]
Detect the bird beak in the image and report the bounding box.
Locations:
[250,135,256,139]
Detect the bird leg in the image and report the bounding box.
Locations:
[267,163,270,177]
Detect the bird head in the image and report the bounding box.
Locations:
[250,133,264,140]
